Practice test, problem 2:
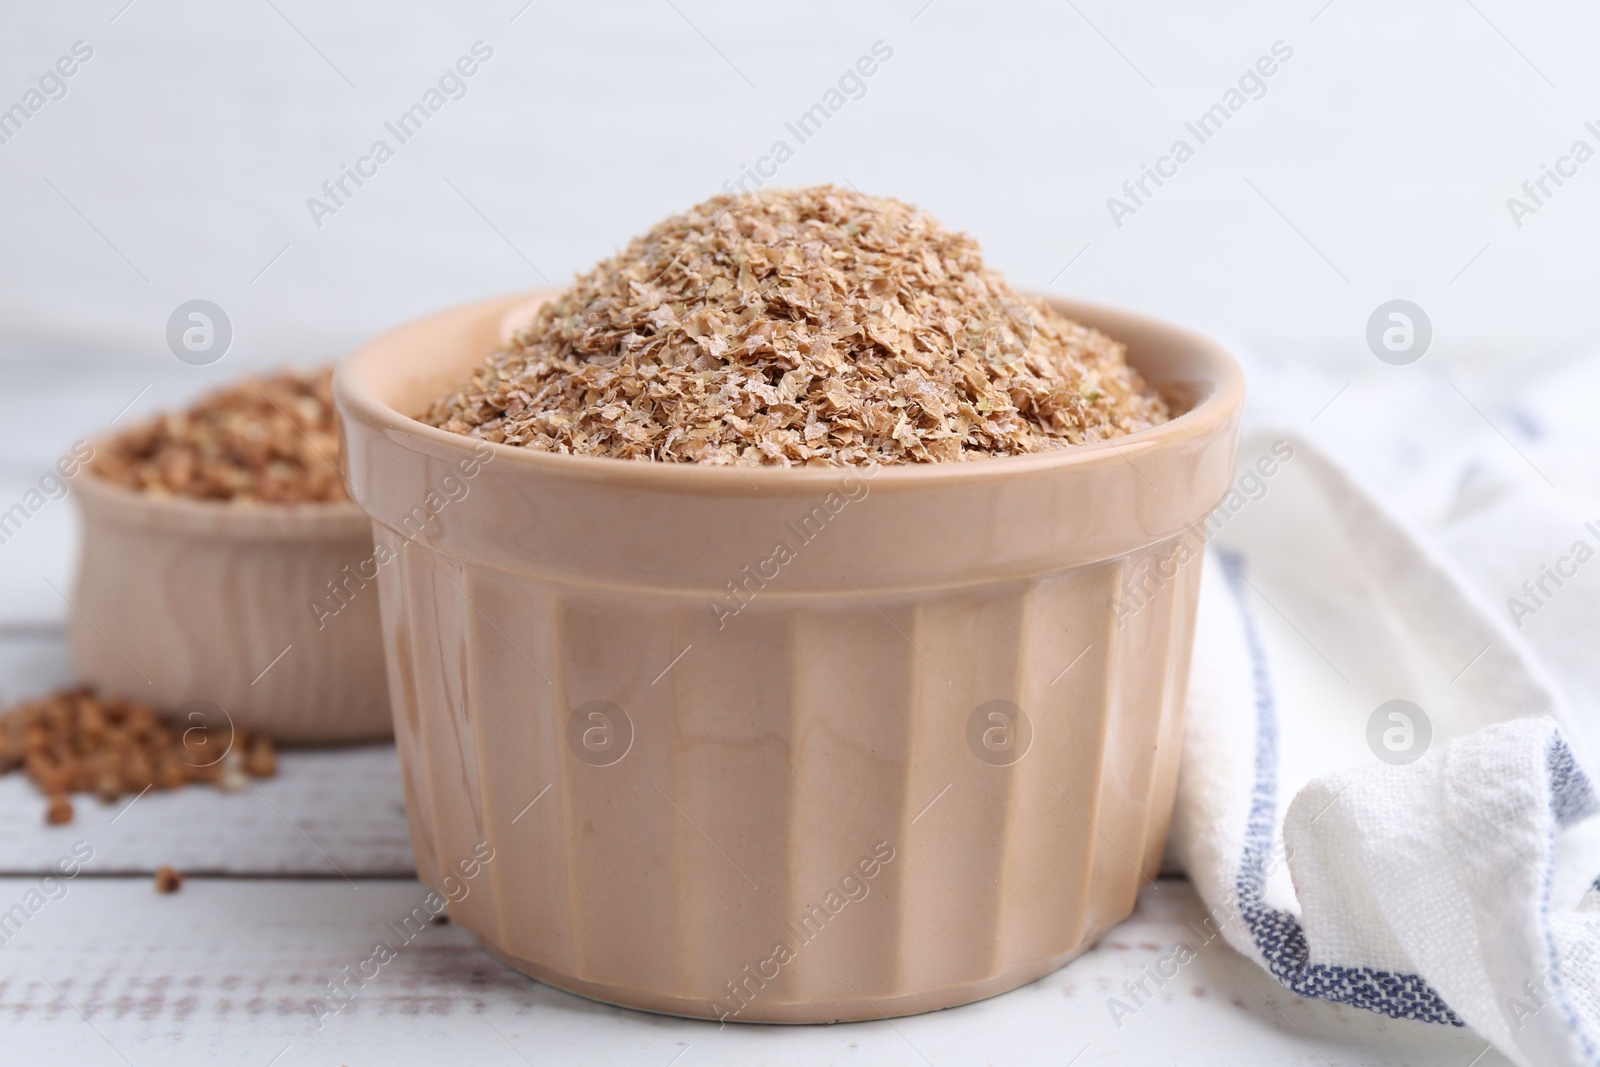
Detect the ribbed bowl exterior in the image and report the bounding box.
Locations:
[338,291,1243,1022]
[67,476,393,743]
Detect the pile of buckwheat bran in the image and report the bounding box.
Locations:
[92,368,347,502]
[422,186,1169,465]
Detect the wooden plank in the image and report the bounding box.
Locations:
[0,625,412,879]
[0,877,1509,1066]
[0,744,413,878]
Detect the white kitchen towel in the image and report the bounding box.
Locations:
[1170,429,1600,1067]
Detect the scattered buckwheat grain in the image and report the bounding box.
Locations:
[0,688,279,825]
[46,794,73,826]
[422,186,1169,465]
[245,736,278,778]
[154,866,182,894]
[92,368,347,502]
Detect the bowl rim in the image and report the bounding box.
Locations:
[335,289,1246,494]
[70,452,371,538]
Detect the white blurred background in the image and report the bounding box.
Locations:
[4,0,1599,630]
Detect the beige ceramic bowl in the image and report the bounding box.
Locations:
[67,470,392,743]
[335,290,1244,1022]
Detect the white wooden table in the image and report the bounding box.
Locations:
[0,872,1515,1067]
[3,0,1572,1049]
[0,373,1517,1067]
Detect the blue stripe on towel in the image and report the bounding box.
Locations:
[1217,549,1464,1026]
[1548,738,1599,828]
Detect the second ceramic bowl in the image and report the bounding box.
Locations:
[67,468,392,743]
